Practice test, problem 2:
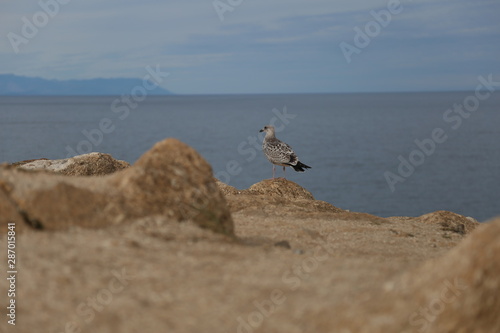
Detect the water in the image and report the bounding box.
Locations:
[1,93,499,221]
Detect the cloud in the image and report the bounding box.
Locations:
[0,0,499,93]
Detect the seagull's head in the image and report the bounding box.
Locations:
[259,125,275,136]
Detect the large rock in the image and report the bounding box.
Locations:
[0,139,233,235]
[13,152,130,176]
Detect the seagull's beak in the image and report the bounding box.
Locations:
[259,128,264,133]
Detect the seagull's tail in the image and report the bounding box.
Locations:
[292,161,311,172]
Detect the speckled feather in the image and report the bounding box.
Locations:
[262,137,298,166]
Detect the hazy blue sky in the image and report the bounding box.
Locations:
[1,0,499,94]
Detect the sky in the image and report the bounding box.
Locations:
[0,0,499,94]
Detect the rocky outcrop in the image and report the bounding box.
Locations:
[417,210,478,235]
[215,179,482,234]
[216,178,343,215]
[0,139,233,235]
[13,152,130,176]
[245,179,315,200]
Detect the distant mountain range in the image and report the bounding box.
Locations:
[0,74,172,96]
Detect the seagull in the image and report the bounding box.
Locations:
[259,125,311,179]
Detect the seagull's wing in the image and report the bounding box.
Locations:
[264,139,298,165]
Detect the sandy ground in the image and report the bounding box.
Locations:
[0,200,488,333]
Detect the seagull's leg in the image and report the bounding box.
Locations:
[272,165,276,179]
[283,166,286,179]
